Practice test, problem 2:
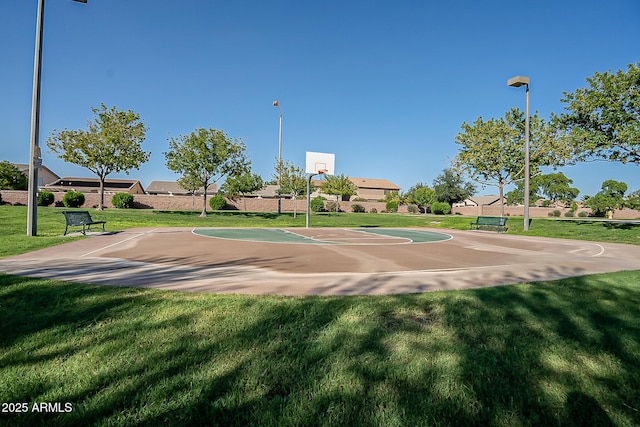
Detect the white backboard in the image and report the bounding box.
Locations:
[305,151,335,175]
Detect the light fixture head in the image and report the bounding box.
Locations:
[507,75,530,87]
[273,100,279,107]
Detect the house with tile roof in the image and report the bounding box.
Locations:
[311,177,401,201]
[12,163,60,187]
[454,195,503,207]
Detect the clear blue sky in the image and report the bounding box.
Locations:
[2,0,638,197]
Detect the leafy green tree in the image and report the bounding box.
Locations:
[0,161,28,190]
[535,172,579,205]
[555,63,640,165]
[165,128,248,217]
[275,160,308,217]
[454,108,569,217]
[625,189,640,210]
[585,179,627,217]
[404,183,434,213]
[505,180,540,205]
[319,174,358,211]
[47,104,149,210]
[432,168,476,206]
[221,171,264,211]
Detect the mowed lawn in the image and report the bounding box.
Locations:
[1,206,640,426]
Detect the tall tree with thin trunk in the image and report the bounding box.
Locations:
[47,104,149,210]
[319,174,358,211]
[275,159,308,217]
[454,108,569,217]
[164,128,248,217]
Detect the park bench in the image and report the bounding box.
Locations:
[62,210,106,236]
[470,216,508,233]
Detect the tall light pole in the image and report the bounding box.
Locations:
[507,75,530,231]
[28,0,87,236]
[272,100,283,215]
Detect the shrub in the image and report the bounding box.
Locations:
[326,201,340,212]
[564,210,574,217]
[552,210,561,217]
[407,204,419,214]
[385,200,398,213]
[209,195,226,210]
[578,211,589,217]
[310,196,325,212]
[351,204,366,213]
[542,200,551,207]
[431,202,451,215]
[0,192,2,204]
[62,191,85,208]
[112,192,134,209]
[352,197,367,202]
[37,190,54,206]
[369,207,377,214]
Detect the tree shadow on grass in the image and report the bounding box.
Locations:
[1,272,639,426]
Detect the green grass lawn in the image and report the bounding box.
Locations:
[1,205,639,257]
[1,205,640,426]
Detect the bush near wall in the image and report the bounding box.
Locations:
[431,202,451,215]
[310,196,325,212]
[352,204,366,213]
[385,201,398,213]
[111,192,135,209]
[37,190,55,206]
[209,195,227,210]
[62,191,85,208]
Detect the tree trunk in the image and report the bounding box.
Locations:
[201,189,207,217]
[499,182,505,218]
[98,177,105,210]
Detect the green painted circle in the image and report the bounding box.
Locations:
[193,228,451,245]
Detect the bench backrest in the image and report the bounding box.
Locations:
[62,211,93,226]
[476,216,507,226]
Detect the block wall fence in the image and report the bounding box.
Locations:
[2,190,640,219]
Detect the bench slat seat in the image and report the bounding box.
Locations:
[470,216,508,233]
[62,211,106,236]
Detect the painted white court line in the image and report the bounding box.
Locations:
[80,228,161,258]
[569,243,605,257]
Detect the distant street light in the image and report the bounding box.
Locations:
[273,100,283,215]
[507,75,531,231]
[28,0,87,236]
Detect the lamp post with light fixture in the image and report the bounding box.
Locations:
[27,0,87,236]
[272,100,283,215]
[507,75,530,231]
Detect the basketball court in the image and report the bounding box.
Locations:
[1,226,639,295]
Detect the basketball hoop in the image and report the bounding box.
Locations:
[317,169,326,175]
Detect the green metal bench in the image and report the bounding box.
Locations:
[62,210,106,236]
[470,216,508,233]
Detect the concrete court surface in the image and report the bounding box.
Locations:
[1,227,639,296]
